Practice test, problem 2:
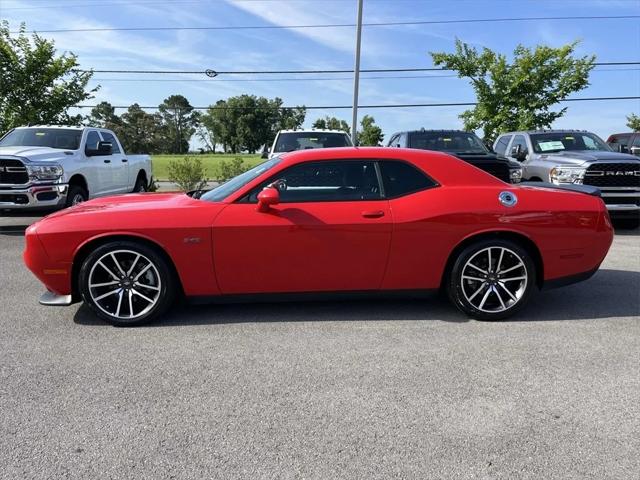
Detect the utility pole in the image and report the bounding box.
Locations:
[351,0,364,145]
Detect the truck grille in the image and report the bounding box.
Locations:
[584,163,640,188]
[0,159,29,185]
[478,163,511,183]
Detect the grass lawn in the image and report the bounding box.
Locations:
[151,154,262,181]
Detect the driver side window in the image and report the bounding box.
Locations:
[245,161,382,203]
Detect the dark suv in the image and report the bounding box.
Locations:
[387,129,522,183]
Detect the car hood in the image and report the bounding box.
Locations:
[35,192,226,234]
[0,146,76,162]
[47,193,199,218]
[539,150,640,166]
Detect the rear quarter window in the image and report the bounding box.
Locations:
[379,160,438,198]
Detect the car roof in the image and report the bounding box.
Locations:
[392,129,471,134]
[278,129,349,134]
[498,129,592,136]
[16,125,85,130]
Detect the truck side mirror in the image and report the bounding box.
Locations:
[87,141,112,156]
[510,144,526,161]
[261,148,269,159]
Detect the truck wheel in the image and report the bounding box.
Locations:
[78,241,175,326]
[65,185,88,207]
[447,239,536,321]
[132,174,147,193]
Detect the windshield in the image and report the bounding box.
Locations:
[200,158,281,202]
[0,128,82,150]
[530,132,611,153]
[409,131,488,154]
[274,132,352,153]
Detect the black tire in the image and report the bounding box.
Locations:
[132,174,147,193]
[65,184,88,208]
[78,241,175,326]
[446,239,536,321]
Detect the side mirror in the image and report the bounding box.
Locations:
[87,141,112,156]
[257,187,279,212]
[261,148,269,159]
[510,144,526,161]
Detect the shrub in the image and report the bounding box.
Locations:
[167,156,209,192]
[215,157,248,181]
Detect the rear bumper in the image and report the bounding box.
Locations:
[0,184,68,209]
[541,266,599,290]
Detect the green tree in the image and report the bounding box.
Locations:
[358,115,384,145]
[158,94,199,154]
[312,116,350,134]
[0,21,97,133]
[200,95,305,153]
[430,39,595,141]
[86,101,122,131]
[627,113,640,132]
[119,104,166,154]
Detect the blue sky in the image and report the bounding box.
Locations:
[2,0,640,144]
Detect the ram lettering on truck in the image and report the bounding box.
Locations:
[0,126,153,209]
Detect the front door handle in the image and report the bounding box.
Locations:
[362,210,385,218]
[103,159,111,163]
[121,158,128,163]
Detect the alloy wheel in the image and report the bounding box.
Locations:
[87,249,162,320]
[460,246,528,313]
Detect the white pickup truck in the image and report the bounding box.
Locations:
[0,126,152,210]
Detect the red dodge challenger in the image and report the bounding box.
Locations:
[24,147,613,326]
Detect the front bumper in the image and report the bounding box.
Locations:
[0,184,68,209]
[600,187,640,217]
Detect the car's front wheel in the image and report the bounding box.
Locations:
[447,239,536,320]
[78,241,175,326]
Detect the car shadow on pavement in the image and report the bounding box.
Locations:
[73,268,640,327]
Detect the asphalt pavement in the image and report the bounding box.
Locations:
[0,212,638,479]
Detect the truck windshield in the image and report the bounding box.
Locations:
[200,158,282,202]
[0,128,83,150]
[409,132,488,154]
[530,132,611,153]
[274,132,352,153]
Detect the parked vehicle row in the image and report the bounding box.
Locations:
[0,126,152,210]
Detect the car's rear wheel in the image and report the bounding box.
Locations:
[447,239,536,320]
[78,241,175,326]
[132,174,147,193]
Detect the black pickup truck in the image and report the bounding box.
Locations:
[386,129,522,184]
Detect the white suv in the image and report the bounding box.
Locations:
[263,129,353,159]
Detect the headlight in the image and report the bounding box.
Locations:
[510,168,523,183]
[27,164,63,180]
[549,166,586,184]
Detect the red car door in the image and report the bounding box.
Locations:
[212,160,392,294]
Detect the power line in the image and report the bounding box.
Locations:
[77,62,640,75]
[88,68,640,83]
[74,96,640,110]
[15,15,640,34]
